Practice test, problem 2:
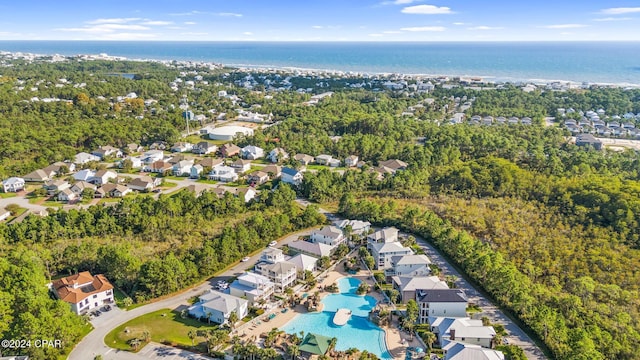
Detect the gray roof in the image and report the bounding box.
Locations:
[444,342,505,360]
[417,289,467,303]
[392,254,431,266]
[368,227,398,242]
[198,290,247,314]
[312,226,343,239]
[289,240,333,258]
[259,261,297,275]
[372,241,411,254]
[393,275,448,292]
[288,253,318,271]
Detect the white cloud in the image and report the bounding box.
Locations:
[593,17,632,21]
[217,12,243,17]
[393,0,420,3]
[56,24,150,34]
[600,7,640,15]
[400,26,446,31]
[368,33,384,37]
[184,21,197,25]
[401,5,453,14]
[468,26,504,30]
[452,22,466,25]
[141,20,173,26]
[383,30,403,34]
[86,18,140,24]
[99,32,157,40]
[312,25,324,29]
[540,24,588,29]
[243,32,253,35]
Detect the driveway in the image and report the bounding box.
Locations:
[137,342,211,360]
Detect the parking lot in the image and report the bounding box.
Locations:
[89,304,123,328]
[137,342,212,360]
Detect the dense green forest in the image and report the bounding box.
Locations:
[2,59,640,359]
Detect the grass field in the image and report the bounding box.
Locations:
[104,309,220,352]
[0,192,17,199]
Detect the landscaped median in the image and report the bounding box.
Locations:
[104,309,221,353]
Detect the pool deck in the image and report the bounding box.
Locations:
[239,267,419,359]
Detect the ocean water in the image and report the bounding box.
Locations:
[1,41,640,85]
[281,277,392,359]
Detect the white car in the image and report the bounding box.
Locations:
[268,241,277,247]
[241,256,251,262]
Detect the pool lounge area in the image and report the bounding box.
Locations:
[282,277,393,359]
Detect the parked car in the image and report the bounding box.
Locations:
[241,256,250,262]
[268,241,277,247]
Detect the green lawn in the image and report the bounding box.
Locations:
[0,192,17,199]
[161,181,179,188]
[98,198,122,204]
[104,309,220,352]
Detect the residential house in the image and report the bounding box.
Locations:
[281,167,303,186]
[333,219,371,237]
[110,184,132,197]
[192,141,217,155]
[89,170,117,186]
[255,260,297,292]
[208,165,239,182]
[74,152,100,165]
[315,154,333,165]
[141,150,164,164]
[44,161,75,175]
[289,240,334,258]
[229,272,275,305]
[183,184,209,197]
[92,146,122,159]
[190,164,204,179]
[23,169,52,182]
[378,159,408,172]
[198,157,225,170]
[128,176,160,192]
[126,143,144,154]
[73,169,95,182]
[170,142,193,153]
[149,142,167,150]
[443,342,504,360]
[294,153,315,166]
[385,254,431,278]
[51,271,114,315]
[262,165,282,178]
[367,227,400,250]
[236,188,257,203]
[430,317,497,349]
[0,208,11,222]
[268,148,289,163]
[289,253,318,272]
[248,170,269,185]
[173,160,195,176]
[219,143,241,157]
[392,275,449,304]
[70,181,96,195]
[371,241,412,270]
[43,179,71,196]
[230,159,252,173]
[147,160,172,174]
[576,133,603,150]
[345,155,359,167]
[259,247,285,263]
[417,289,468,323]
[310,226,345,246]
[2,177,25,193]
[120,156,142,169]
[187,290,248,325]
[240,145,265,160]
[57,188,77,202]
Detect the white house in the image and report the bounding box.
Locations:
[315,154,333,165]
[71,181,96,195]
[121,156,143,169]
[187,290,248,325]
[240,145,265,160]
[385,254,431,278]
[171,142,194,153]
[89,170,117,186]
[289,240,333,258]
[142,150,164,164]
[190,164,204,179]
[345,155,359,167]
[51,272,114,315]
[57,188,77,202]
[236,188,257,203]
[417,289,468,323]
[192,141,217,155]
[367,227,400,250]
[128,176,159,192]
[430,317,496,349]
[255,260,297,293]
[230,159,252,173]
[92,146,123,160]
[2,177,25,193]
[370,241,412,270]
[73,169,96,182]
[229,272,275,305]
[310,226,345,246]
[268,148,289,163]
[281,167,303,186]
[333,219,371,237]
[393,275,449,304]
[173,160,195,176]
[443,342,504,360]
[73,152,100,165]
[288,253,318,272]
[208,165,239,182]
[0,208,11,222]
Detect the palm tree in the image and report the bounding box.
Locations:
[287,344,300,360]
[128,338,141,351]
[188,329,197,347]
[228,310,239,334]
[205,311,213,324]
[262,348,278,360]
[328,337,338,357]
[423,331,437,351]
[142,330,151,343]
[403,316,415,341]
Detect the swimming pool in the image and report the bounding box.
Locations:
[282,277,393,359]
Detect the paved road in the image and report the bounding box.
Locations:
[68,227,316,360]
[414,235,546,359]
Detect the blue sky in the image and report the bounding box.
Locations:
[1,0,639,41]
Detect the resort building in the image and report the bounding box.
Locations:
[367,227,399,249]
[385,254,432,278]
[443,342,505,360]
[187,290,248,325]
[430,317,497,349]
[229,272,274,305]
[370,241,412,270]
[310,226,345,246]
[254,261,297,293]
[51,271,114,315]
[392,275,449,304]
[417,289,469,323]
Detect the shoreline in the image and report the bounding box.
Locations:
[1,47,640,88]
